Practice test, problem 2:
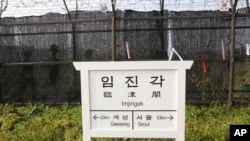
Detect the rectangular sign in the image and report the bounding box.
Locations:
[90,111,176,130]
[73,61,193,141]
[89,70,177,131]
[89,70,177,110]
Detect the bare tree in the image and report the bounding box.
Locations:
[0,0,8,18]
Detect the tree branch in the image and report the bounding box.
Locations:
[0,0,8,18]
[62,0,71,20]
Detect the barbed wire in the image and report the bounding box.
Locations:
[1,0,249,18]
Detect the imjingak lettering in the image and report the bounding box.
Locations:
[122,101,143,107]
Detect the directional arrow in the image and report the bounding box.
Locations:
[93,115,99,120]
[167,115,173,121]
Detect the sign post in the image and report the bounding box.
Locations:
[73,61,193,141]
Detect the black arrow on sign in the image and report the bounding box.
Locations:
[93,115,99,120]
[167,115,173,121]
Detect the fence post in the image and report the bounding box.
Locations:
[111,0,116,61]
[228,0,238,107]
[160,0,165,58]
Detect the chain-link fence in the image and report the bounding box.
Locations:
[1,9,250,105]
[0,63,80,104]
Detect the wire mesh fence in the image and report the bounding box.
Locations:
[0,60,246,105]
[0,63,80,104]
[0,8,250,105]
[186,60,229,105]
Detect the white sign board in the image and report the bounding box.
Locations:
[73,61,193,141]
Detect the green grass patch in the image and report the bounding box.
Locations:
[0,104,250,141]
[0,104,82,141]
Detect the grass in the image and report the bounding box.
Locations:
[186,105,250,141]
[0,104,82,141]
[0,104,250,141]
